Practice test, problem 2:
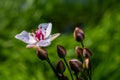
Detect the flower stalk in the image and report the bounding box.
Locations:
[46,58,60,80]
[75,73,79,80]
[74,27,92,80]
[63,58,74,80]
[80,41,84,48]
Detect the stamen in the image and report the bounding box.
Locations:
[32,30,34,33]
[40,26,42,29]
[35,28,45,41]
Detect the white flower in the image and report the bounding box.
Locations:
[15,23,60,48]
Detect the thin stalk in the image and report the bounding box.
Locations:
[78,56,83,63]
[80,41,84,48]
[85,70,91,80]
[89,74,91,80]
[63,58,74,80]
[80,41,92,80]
[75,73,79,80]
[81,70,88,80]
[88,69,92,80]
[90,65,92,80]
[46,58,60,80]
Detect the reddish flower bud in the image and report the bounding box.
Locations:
[57,45,66,58]
[77,77,83,80]
[83,48,92,57]
[75,46,83,57]
[62,76,69,80]
[36,48,48,60]
[56,60,66,73]
[74,27,85,42]
[83,58,91,69]
[58,74,69,80]
[69,59,82,74]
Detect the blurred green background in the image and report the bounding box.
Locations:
[0,0,120,80]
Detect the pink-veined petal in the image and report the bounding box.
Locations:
[37,38,51,47]
[26,44,38,48]
[15,30,36,44]
[50,33,60,41]
[45,23,52,38]
[38,23,52,38]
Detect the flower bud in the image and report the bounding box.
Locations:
[83,48,92,57]
[69,59,82,74]
[75,46,83,57]
[57,45,66,58]
[83,58,91,69]
[62,76,69,80]
[36,48,48,60]
[56,60,66,73]
[77,77,83,80]
[74,27,85,42]
[58,74,69,80]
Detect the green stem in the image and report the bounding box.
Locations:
[88,69,92,80]
[78,56,83,63]
[89,74,91,80]
[75,73,79,80]
[46,58,60,80]
[81,70,88,80]
[63,58,74,80]
[80,40,92,80]
[80,41,84,48]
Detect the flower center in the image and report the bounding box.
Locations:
[35,28,45,41]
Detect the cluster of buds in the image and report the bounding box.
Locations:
[71,27,92,80]
[35,27,93,80]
